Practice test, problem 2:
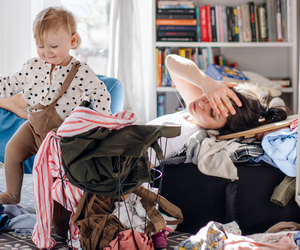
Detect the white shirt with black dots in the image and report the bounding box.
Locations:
[0,57,111,119]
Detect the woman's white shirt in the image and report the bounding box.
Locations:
[147,110,202,166]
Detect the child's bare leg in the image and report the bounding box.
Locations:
[0,93,28,119]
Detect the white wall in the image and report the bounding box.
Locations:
[0,0,32,75]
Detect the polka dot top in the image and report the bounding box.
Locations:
[0,57,111,119]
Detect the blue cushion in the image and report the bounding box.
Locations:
[0,75,124,174]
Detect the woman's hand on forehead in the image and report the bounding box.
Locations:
[202,79,242,117]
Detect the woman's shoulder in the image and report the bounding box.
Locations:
[147,110,192,126]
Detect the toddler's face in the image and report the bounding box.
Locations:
[36,28,75,66]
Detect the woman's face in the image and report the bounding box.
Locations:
[188,95,228,129]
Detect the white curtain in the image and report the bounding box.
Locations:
[108,0,156,124]
[0,0,60,75]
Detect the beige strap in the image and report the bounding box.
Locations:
[31,61,80,110]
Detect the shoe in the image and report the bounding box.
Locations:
[0,213,10,231]
[152,230,168,249]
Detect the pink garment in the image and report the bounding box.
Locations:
[32,107,137,249]
[104,229,154,250]
[224,233,298,250]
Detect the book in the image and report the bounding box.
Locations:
[233,7,239,42]
[241,4,252,42]
[157,37,195,41]
[205,64,250,83]
[195,6,201,42]
[178,48,192,59]
[157,8,195,14]
[206,4,213,42]
[156,19,197,25]
[158,49,162,87]
[286,0,292,42]
[210,6,217,42]
[267,0,277,42]
[200,6,208,42]
[222,6,228,42]
[217,6,223,42]
[215,6,221,42]
[156,48,159,87]
[264,2,269,41]
[257,3,267,42]
[237,6,243,42]
[158,1,195,9]
[248,2,257,42]
[281,0,286,41]
[157,30,196,37]
[157,94,166,117]
[201,48,208,70]
[254,5,259,42]
[275,0,283,42]
[156,13,196,19]
[226,6,233,42]
[158,25,196,31]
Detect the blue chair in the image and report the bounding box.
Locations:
[0,75,124,174]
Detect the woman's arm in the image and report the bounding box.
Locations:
[165,54,242,117]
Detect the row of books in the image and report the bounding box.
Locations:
[156,0,292,42]
[156,47,238,87]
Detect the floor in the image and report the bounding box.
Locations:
[0,163,191,249]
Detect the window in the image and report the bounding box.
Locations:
[61,0,111,75]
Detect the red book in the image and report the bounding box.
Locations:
[206,4,212,42]
[200,6,208,42]
[156,19,197,25]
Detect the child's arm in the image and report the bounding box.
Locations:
[165,54,242,117]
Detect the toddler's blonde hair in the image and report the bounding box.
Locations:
[33,6,81,49]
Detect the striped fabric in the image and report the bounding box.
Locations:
[31,107,136,249]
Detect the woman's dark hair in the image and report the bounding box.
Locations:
[218,84,289,136]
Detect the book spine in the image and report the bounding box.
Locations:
[200,6,208,42]
[158,1,194,6]
[158,49,162,87]
[233,7,239,42]
[156,48,159,87]
[222,6,228,42]
[157,8,195,14]
[206,4,213,42]
[157,37,195,41]
[241,4,252,42]
[158,25,196,31]
[217,6,225,42]
[237,6,243,42]
[254,5,259,42]
[226,7,233,42]
[264,2,269,41]
[281,0,286,41]
[157,31,196,37]
[156,19,197,25]
[201,48,208,70]
[256,5,262,41]
[158,5,194,9]
[210,7,217,42]
[286,0,292,42]
[259,5,267,41]
[157,94,165,117]
[275,0,283,41]
[267,0,276,42]
[195,6,201,42]
[215,6,220,42]
[156,13,196,19]
[161,48,165,86]
[248,2,257,42]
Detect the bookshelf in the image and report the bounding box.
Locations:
[151,0,298,120]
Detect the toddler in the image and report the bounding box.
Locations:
[0,6,111,205]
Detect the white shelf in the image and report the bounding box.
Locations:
[156,42,294,48]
